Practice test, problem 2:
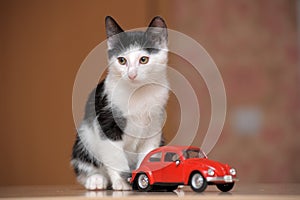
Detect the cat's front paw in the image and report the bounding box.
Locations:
[85,174,108,190]
[112,179,131,191]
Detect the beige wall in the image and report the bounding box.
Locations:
[0,0,154,186]
[0,0,299,185]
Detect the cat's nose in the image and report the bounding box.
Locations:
[128,73,137,80]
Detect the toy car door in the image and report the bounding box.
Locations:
[161,151,184,183]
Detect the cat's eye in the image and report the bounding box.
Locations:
[117,57,127,65]
[139,56,149,64]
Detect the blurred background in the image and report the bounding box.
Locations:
[0,0,299,186]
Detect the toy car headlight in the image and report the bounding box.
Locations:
[207,168,215,176]
[229,168,236,176]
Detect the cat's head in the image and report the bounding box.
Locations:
[105,16,168,84]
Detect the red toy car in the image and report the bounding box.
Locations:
[130,146,237,192]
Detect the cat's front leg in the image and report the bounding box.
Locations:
[136,136,162,168]
[106,168,131,191]
[98,140,131,190]
[84,174,109,190]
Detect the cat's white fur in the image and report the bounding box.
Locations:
[73,46,169,190]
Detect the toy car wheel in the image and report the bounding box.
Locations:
[136,173,152,192]
[190,172,207,192]
[216,182,235,192]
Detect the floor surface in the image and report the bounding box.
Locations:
[0,183,299,200]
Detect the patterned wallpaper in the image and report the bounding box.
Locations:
[170,0,300,182]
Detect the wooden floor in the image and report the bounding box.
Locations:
[0,184,299,200]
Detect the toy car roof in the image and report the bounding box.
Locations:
[149,145,201,154]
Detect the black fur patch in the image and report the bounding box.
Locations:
[84,81,127,141]
[121,171,132,180]
[159,136,166,147]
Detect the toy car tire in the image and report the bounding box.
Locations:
[189,172,207,192]
[136,173,152,192]
[216,182,235,192]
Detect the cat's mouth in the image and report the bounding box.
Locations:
[128,79,140,85]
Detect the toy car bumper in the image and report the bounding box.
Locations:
[206,175,238,183]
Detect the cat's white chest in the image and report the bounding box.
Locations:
[110,83,168,117]
[113,83,168,140]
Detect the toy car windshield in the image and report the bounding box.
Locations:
[182,149,207,159]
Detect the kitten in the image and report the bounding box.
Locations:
[71,16,169,190]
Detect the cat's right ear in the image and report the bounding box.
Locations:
[105,16,124,38]
[145,16,168,49]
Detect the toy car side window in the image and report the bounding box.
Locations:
[148,152,162,162]
[164,152,179,162]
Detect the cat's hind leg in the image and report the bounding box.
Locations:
[71,159,109,190]
[72,120,131,190]
[71,134,109,190]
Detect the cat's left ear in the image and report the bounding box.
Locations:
[105,16,124,49]
[105,16,124,38]
[146,16,168,48]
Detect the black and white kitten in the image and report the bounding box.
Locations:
[71,16,169,190]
